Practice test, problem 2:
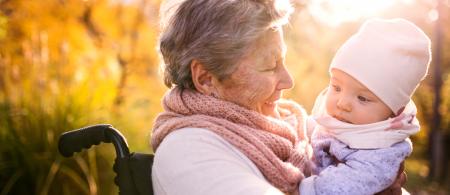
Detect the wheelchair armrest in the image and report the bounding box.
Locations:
[58,124,130,158]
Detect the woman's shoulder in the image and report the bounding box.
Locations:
[154,127,259,167]
[152,128,281,195]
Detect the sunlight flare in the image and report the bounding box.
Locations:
[308,0,398,26]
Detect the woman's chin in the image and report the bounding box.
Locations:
[261,103,279,118]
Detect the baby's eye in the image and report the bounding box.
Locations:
[358,96,369,102]
[332,85,341,92]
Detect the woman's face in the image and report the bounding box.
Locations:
[212,29,294,117]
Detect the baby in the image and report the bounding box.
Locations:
[300,18,431,194]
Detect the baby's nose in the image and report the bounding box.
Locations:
[337,97,352,112]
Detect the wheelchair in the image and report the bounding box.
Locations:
[58,124,154,195]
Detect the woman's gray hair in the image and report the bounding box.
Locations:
[159,0,293,89]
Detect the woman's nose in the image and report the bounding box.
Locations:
[277,64,294,90]
[337,96,352,112]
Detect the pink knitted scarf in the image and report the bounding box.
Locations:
[151,87,311,193]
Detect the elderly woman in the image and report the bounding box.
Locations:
[151,0,405,194]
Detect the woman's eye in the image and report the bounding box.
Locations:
[269,66,277,71]
[265,60,282,72]
[358,96,369,102]
[264,65,277,72]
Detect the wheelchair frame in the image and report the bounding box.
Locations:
[58,124,154,195]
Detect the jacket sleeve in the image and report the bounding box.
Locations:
[303,139,412,195]
[152,128,285,195]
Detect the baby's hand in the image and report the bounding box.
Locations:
[385,113,415,130]
[331,155,343,166]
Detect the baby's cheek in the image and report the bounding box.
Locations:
[357,112,380,124]
[324,96,336,114]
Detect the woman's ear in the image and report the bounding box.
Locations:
[191,60,215,95]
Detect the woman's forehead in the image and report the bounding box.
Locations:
[251,30,285,56]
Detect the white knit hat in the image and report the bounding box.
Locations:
[330,18,432,114]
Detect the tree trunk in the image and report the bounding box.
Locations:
[428,0,445,182]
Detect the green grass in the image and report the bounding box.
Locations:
[0,90,118,195]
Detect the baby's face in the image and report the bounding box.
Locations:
[325,69,393,124]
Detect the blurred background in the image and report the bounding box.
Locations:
[0,0,448,194]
